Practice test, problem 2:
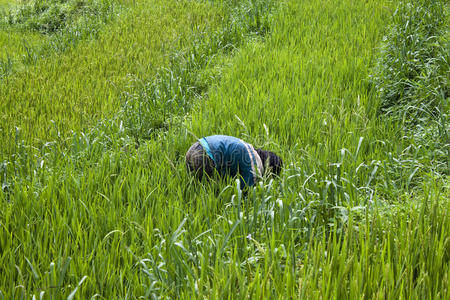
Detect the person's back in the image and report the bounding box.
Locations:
[186,135,282,187]
[199,135,262,186]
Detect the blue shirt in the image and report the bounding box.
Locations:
[199,135,260,187]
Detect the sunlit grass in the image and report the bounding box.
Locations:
[0,0,225,154]
[0,0,14,8]
[0,28,46,60]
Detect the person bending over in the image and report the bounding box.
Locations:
[185,135,282,187]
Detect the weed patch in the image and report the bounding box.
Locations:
[3,0,116,34]
[371,0,449,177]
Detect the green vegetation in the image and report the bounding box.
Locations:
[0,0,448,298]
[5,0,115,34]
[0,27,46,65]
[0,0,48,70]
[0,0,13,9]
[374,0,448,122]
[0,0,123,81]
[0,0,227,153]
[372,0,449,177]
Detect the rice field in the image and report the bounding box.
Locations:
[0,0,448,298]
[0,0,13,8]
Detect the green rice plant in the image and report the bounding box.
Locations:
[0,0,12,9]
[0,26,46,65]
[121,0,277,142]
[0,0,226,156]
[0,3,279,296]
[1,0,449,298]
[0,52,12,78]
[318,181,448,299]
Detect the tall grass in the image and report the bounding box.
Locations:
[0,0,449,298]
